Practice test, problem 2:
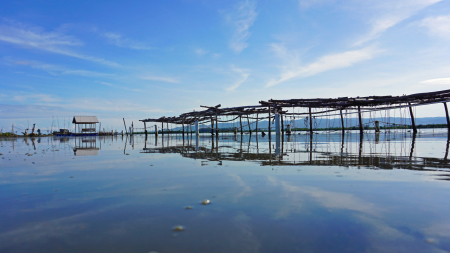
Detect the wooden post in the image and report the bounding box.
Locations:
[256,113,259,133]
[144,122,147,136]
[309,107,313,135]
[358,106,364,135]
[215,111,218,136]
[408,103,417,134]
[161,122,164,135]
[444,102,450,132]
[268,106,271,138]
[281,114,284,135]
[123,118,127,135]
[239,115,243,135]
[247,115,252,135]
[167,122,169,134]
[340,109,345,135]
[211,117,214,136]
[182,119,185,136]
[155,125,158,136]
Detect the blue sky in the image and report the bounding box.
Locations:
[1,0,450,132]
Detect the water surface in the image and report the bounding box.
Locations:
[1,130,450,252]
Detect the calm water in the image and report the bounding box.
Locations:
[1,130,450,252]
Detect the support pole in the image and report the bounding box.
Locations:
[182,119,185,136]
[211,117,214,136]
[375,121,380,132]
[239,115,243,135]
[154,125,158,136]
[123,118,127,135]
[247,115,252,135]
[256,113,259,133]
[309,107,313,135]
[444,102,450,132]
[275,112,281,137]
[340,109,345,135]
[215,111,218,136]
[281,114,284,135]
[358,106,364,135]
[161,122,164,135]
[144,122,147,136]
[408,103,417,134]
[195,120,199,137]
[268,106,271,138]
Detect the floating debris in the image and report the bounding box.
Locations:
[426,238,436,244]
[28,154,32,156]
[126,153,130,155]
[173,225,184,232]
[185,206,192,210]
[0,153,3,155]
[201,199,210,205]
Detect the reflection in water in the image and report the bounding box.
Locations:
[2,131,450,252]
[141,130,450,172]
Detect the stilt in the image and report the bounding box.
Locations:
[154,125,158,136]
[182,119,185,136]
[247,115,252,135]
[309,107,313,135]
[239,115,243,135]
[444,102,450,132]
[144,122,147,136]
[161,122,164,135]
[211,117,214,136]
[408,103,417,134]
[340,109,345,135]
[281,114,284,135]
[374,121,380,132]
[358,106,364,135]
[256,113,259,133]
[268,105,271,139]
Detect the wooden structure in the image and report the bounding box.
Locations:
[73,116,99,134]
[140,89,450,136]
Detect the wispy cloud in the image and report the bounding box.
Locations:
[97,81,141,92]
[267,46,378,87]
[194,48,208,56]
[101,32,154,50]
[419,15,450,38]
[298,0,335,9]
[354,0,442,46]
[12,94,60,103]
[420,77,450,86]
[0,21,120,67]
[226,0,257,53]
[140,75,180,83]
[225,65,249,92]
[8,60,114,78]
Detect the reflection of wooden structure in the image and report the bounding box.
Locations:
[73,137,99,156]
[73,116,99,135]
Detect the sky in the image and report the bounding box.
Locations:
[1,0,450,132]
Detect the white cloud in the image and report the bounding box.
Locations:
[225,65,249,92]
[9,60,114,78]
[194,48,208,56]
[12,94,60,103]
[141,75,180,83]
[420,77,450,86]
[101,32,154,50]
[226,0,257,53]
[298,0,334,9]
[267,46,378,87]
[0,21,120,67]
[419,15,450,38]
[354,0,442,46]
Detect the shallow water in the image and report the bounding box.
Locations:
[1,129,450,252]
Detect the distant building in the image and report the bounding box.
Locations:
[72,116,99,134]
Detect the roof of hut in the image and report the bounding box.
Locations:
[72,116,99,124]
